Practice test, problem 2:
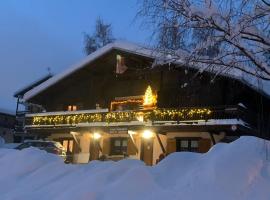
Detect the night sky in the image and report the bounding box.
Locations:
[0,0,148,112]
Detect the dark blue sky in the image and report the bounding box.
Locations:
[0,0,149,112]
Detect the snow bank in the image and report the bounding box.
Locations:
[0,137,269,200]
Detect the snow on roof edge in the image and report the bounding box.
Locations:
[14,74,53,98]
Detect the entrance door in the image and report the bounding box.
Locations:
[140,139,153,166]
[90,139,100,160]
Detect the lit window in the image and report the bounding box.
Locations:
[67,105,77,111]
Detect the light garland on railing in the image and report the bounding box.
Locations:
[32,113,103,125]
[150,108,212,121]
[30,108,212,126]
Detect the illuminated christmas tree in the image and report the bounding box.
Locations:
[143,86,157,108]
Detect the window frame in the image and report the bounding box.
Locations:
[110,137,128,156]
[175,137,200,152]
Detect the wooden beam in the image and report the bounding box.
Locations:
[128,132,139,154]
[155,132,166,154]
[97,141,103,153]
[209,132,216,145]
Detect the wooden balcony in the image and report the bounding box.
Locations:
[25,105,256,133]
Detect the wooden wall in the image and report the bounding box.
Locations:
[27,50,270,138]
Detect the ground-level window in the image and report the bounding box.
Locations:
[176,138,199,152]
[56,139,74,153]
[110,137,128,155]
[62,140,74,153]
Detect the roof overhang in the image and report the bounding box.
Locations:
[14,74,53,98]
[22,40,270,101]
[23,41,157,101]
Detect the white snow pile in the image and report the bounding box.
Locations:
[0,136,269,200]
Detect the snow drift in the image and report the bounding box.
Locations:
[0,136,269,200]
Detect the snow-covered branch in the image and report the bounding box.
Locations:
[138,0,270,80]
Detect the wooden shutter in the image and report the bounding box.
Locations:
[127,138,137,155]
[166,138,176,154]
[102,137,111,155]
[198,138,211,153]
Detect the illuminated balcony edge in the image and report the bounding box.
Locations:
[26,108,109,117]
[25,107,224,127]
[24,119,250,131]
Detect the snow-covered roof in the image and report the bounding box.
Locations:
[23,40,270,101]
[14,74,53,98]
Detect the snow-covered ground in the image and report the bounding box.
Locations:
[0,136,269,200]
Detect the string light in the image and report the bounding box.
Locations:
[31,108,212,126]
[30,85,211,126]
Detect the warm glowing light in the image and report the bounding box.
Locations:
[143,86,157,108]
[142,130,154,139]
[92,132,101,140]
[31,108,212,126]
[110,99,143,111]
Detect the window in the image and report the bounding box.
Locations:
[68,105,77,111]
[176,138,199,152]
[110,137,128,155]
[62,140,74,153]
[55,139,74,153]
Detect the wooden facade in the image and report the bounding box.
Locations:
[19,42,270,165]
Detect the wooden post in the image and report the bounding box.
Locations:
[209,132,216,145]
[97,141,103,153]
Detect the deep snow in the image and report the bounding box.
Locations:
[0,136,269,200]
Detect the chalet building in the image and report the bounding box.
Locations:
[0,109,15,143]
[15,41,270,165]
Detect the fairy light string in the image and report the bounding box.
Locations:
[31,108,212,126]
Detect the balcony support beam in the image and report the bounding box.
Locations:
[128,132,139,154]
[155,132,166,154]
[209,132,216,145]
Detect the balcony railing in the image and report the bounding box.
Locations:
[25,105,255,128]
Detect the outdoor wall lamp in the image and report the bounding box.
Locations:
[142,130,154,139]
[92,132,101,140]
